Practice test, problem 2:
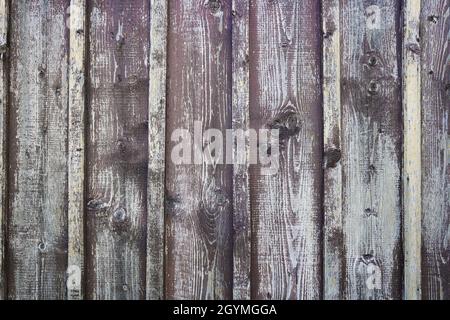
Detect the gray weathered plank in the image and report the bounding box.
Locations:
[67,0,86,301]
[8,0,69,299]
[421,0,449,300]
[86,0,150,300]
[402,0,422,301]
[323,0,343,300]
[340,0,403,299]
[232,0,250,300]
[0,0,8,301]
[165,0,233,299]
[249,0,323,300]
[146,0,168,300]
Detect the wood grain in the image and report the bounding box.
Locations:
[232,0,250,300]
[165,0,233,299]
[323,0,343,300]
[146,0,168,300]
[0,0,7,301]
[420,0,449,300]
[402,0,422,300]
[8,0,69,299]
[0,0,448,301]
[86,0,149,300]
[249,0,323,300]
[340,0,402,299]
[67,0,86,301]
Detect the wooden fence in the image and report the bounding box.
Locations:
[0,0,448,300]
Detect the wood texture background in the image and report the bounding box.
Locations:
[0,0,448,300]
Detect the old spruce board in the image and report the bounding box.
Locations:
[231,0,250,300]
[67,0,86,300]
[8,0,69,299]
[86,0,149,299]
[339,0,403,299]
[146,0,168,301]
[249,0,323,299]
[0,0,7,300]
[165,0,233,299]
[403,0,422,300]
[420,0,449,300]
[323,0,343,300]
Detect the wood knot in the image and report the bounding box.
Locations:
[87,198,109,212]
[407,43,421,55]
[206,0,221,14]
[116,36,125,50]
[323,30,333,39]
[324,148,341,168]
[111,207,130,233]
[267,111,301,145]
[243,53,250,66]
[38,65,46,78]
[364,208,378,217]
[368,56,378,67]
[367,80,380,95]
[445,83,450,93]
[360,254,377,265]
[166,193,182,216]
[323,21,336,39]
[37,241,47,253]
[427,15,439,24]
[112,207,127,224]
[281,39,291,48]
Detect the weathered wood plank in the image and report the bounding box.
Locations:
[322,0,343,300]
[67,0,86,301]
[86,0,150,300]
[249,0,323,300]
[421,0,449,300]
[0,0,8,301]
[146,0,168,300]
[8,0,69,299]
[232,0,250,300]
[402,0,422,301]
[165,0,233,299]
[340,0,403,299]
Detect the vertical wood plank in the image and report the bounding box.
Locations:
[86,0,150,300]
[402,0,422,301]
[0,0,7,301]
[249,0,323,300]
[165,0,233,299]
[421,0,449,300]
[232,0,250,300]
[8,0,69,299]
[67,0,86,301]
[322,0,343,300]
[340,0,403,299]
[146,0,168,300]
